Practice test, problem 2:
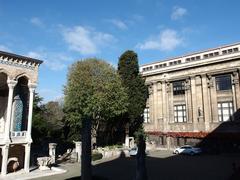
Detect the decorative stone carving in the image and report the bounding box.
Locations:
[74,141,82,163]
[232,71,239,85]
[37,157,51,170]
[207,75,214,88]
[148,83,153,94]
[157,81,162,91]
[49,143,57,164]
[185,79,191,90]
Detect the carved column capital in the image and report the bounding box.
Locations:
[7,79,17,89]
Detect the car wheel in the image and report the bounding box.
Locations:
[190,151,194,156]
[176,150,179,154]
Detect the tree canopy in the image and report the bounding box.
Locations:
[64,58,129,180]
[64,58,128,130]
[118,50,149,133]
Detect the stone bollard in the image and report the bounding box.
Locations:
[49,143,57,164]
[74,141,82,162]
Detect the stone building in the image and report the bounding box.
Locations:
[141,42,240,151]
[0,51,42,175]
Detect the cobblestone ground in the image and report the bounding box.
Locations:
[34,151,240,180]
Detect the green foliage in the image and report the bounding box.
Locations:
[92,152,103,161]
[134,126,147,144]
[64,58,129,138]
[32,93,65,144]
[118,50,149,133]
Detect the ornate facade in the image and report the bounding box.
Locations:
[141,42,240,151]
[0,51,42,175]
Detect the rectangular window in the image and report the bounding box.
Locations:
[218,102,233,122]
[233,48,239,52]
[215,74,232,91]
[222,50,227,54]
[174,105,187,123]
[173,81,185,95]
[144,107,150,123]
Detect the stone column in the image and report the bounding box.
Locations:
[24,143,31,172]
[208,75,218,123]
[49,143,57,164]
[1,144,9,175]
[166,82,173,123]
[4,80,17,142]
[26,83,37,142]
[185,78,192,123]
[233,71,240,110]
[75,141,82,162]
[190,76,198,131]
[201,75,211,131]
[162,81,167,132]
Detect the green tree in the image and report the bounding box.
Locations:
[118,50,149,180]
[44,101,64,138]
[32,93,49,144]
[118,50,148,136]
[64,58,128,180]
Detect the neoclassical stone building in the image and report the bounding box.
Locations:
[0,51,42,175]
[141,42,240,151]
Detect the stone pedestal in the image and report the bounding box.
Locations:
[74,141,82,162]
[49,143,57,164]
[37,157,51,170]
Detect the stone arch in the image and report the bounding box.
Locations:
[0,72,8,133]
[0,69,10,77]
[15,73,30,82]
[8,145,24,173]
[11,76,29,131]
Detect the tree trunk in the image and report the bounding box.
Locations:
[81,118,92,180]
[135,135,147,180]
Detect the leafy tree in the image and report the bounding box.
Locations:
[44,101,64,138]
[64,58,128,180]
[32,93,49,144]
[118,50,149,180]
[118,50,148,136]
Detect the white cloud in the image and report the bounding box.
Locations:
[0,45,11,52]
[30,17,44,28]
[136,29,183,51]
[171,6,187,20]
[62,26,116,55]
[107,19,128,30]
[26,51,42,59]
[26,50,72,71]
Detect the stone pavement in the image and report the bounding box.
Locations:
[0,166,66,180]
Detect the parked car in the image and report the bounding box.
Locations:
[129,147,149,156]
[173,145,202,155]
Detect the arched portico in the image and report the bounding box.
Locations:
[0,51,42,175]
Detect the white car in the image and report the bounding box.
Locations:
[173,145,202,155]
[129,147,149,156]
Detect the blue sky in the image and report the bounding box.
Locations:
[0,0,240,102]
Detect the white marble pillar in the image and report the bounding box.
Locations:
[1,145,9,175]
[4,80,17,142]
[24,143,31,173]
[49,143,57,164]
[74,141,82,162]
[26,83,36,142]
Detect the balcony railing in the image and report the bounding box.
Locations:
[11,131,27,137]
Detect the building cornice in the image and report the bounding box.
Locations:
[0,51,43,70]
[140,42,240,76]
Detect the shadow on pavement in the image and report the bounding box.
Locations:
[66,151,240,180]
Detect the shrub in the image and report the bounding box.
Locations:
[92,152,103,161]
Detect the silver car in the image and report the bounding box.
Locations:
[173,145,202,155]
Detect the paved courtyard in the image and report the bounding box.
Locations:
[35,150,240,180]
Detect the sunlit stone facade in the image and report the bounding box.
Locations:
[141,43,240,150]
[0,51,42,175]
